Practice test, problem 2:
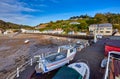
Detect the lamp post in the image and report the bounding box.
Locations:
[68,39,71,45]
[94,29,97,43]
[94,27,98,43]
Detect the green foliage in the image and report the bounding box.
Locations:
[94,13,108,23]
[113,24,120,31]
[38,13,120,33]
[1,12,120,33]
[86,19,97,25]
[0,20,33,30]
[69,14,91,20]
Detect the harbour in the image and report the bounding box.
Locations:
[0,33,105,79]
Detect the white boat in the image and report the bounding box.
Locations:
[52,62,90,79]
[34,45,77,73]
[104,51,120,79]
[72,41,85,51]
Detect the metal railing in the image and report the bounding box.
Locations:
[6,58,33,79]
[6,52,52,79]
[6,42,89,79]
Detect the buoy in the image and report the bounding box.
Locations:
[24,40,30,44]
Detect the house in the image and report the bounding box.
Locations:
[0,29,2,34]
[69,22,80,25]
[43,28,63,34]
[0,28,4,34]
[3,29,14,35]
[105,40,120,56]
[21,29,40,33]
[77,32,87,35]
[89,23,113,35]
[68,31,75,35]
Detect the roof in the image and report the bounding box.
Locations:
[98,23,112,27]
[106,40,120,48]
[89,23,112,27]
[109,36,120,40]
[52,66,82,79]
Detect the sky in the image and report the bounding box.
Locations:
[0,0,120,26]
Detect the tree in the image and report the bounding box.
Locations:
[86,19,97,25]
[94,13,108,23]
[80,21,88,31]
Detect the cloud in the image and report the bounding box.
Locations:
[0,0,44,26]
[0,1,38,13]
[0,13,34,25]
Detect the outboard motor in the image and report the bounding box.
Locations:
[112,29,118,36]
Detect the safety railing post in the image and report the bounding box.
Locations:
[16,67,19,77]
[38,55,41,69]
[30,58,33,66]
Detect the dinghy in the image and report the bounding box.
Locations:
[52,62,90,79]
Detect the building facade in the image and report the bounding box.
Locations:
[89,23,113,35]
[0,28,4,34]
[69,22,80,25]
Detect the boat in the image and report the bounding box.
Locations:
[52,62,90,79]
[72,40,85,51]
[104,51,120,79]
[105,40,120,56]
[34,45,77,74]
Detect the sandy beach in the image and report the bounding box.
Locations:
[0,34,87,79]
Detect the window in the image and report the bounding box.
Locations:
[100,31,103,33]
[106,31,110,33]
[70,49,73,53]
[60,48,67,53]
[106,28,112,30]
[99,28,104,30]
[90,31,93,32]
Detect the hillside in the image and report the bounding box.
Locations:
[0,20,33,30]
[36,13,120,33]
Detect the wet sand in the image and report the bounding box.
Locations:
[0,34,87,79]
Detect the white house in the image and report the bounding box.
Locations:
[21,29,40,33]
[89,23,113,35]
[69,22,80,25]
[0,28,2,34]
[42,29,63,34]
[77,32,87,35]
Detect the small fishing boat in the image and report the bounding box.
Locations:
[52,62,90,79]
[104,51,120,79]
[34,45,77,74]
[73,41,85,51]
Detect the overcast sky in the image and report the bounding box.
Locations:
[0,0,120,26]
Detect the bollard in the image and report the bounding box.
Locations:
[17,67,19,77]
[38,56,41,69]
[42,53,44,58]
